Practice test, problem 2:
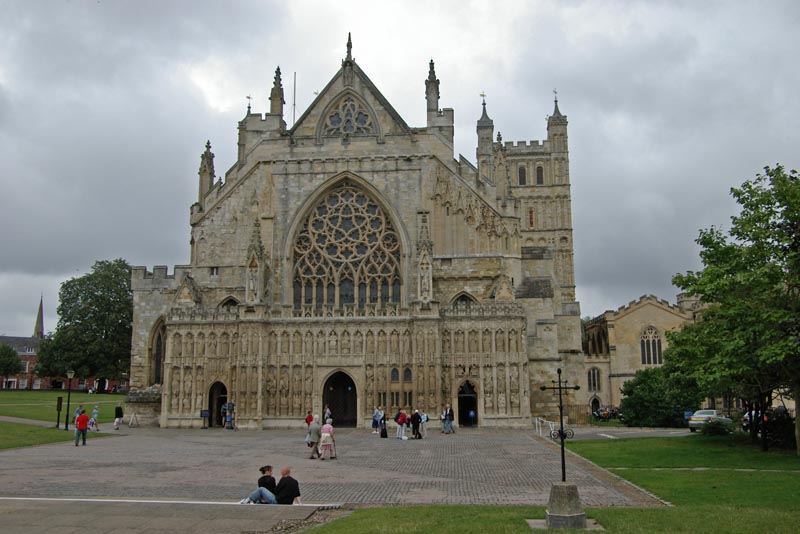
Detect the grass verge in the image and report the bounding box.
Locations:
[0,390,124,423]
[311,434,800,534]
[0,421,112,450]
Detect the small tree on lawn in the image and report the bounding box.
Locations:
[0,344,23,388]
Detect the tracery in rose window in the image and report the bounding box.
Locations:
[323,96,374,137]
[293,181,401,309]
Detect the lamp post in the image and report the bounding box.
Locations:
[539,368,580,482]
[64,370,75,431]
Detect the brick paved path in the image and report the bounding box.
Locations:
[0,425,661,507]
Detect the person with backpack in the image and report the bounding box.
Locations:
[395,409,407,439]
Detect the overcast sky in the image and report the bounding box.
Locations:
[1,0,798,336]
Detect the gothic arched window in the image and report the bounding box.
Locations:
[536,166,544,185]
[403,367,412,381]
[292,181,402,309]
[640,326,662,365]
[588,368,600,391]
[391,368,400,382]
[518,166,527,185]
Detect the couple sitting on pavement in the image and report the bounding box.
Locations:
[240,465,301,505]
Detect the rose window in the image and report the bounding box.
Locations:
[293,181,401,309]
[323,97,374,137]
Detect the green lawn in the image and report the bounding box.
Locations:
[0,390,124,424]
[0,421,112,449]
[312,434,800,534]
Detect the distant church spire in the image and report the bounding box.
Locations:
[33,296,44,339]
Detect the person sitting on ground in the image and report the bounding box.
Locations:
[275,466,302,505]
[307,415,321,459]
[319,418,335,460]
[239,465,277,504]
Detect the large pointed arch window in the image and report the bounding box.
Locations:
[293,181,402,309]
[640,326,663,365]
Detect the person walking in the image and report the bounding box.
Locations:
[420,409,428,438]
[319,418,335,460]
[395,409,407,439]
[73,404,83,425]
[114,402,124,430]
[74,409,89,446]
[240,465,277,504]
[444,404,455,434]
[323,404,332,423]
[307,415,321,459]
[275,466,302,505]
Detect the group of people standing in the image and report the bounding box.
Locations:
[239,465,302,505]
[72,402,126,446]
[370,403,455,440]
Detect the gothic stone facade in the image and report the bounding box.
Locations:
[583,294,700,410]
[129,41,583,428]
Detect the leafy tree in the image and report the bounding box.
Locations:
[0,344,23,386]
[36,259,132,386]
[670,165,800,453]
[619,366,704,428]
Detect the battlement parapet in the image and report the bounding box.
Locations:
[503,140,546,150]
[131,265,191,290]
[440,301,525,318]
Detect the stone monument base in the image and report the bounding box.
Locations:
[545,482,586,530]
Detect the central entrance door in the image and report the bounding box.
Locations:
[458,380,478,427]
[208,382,227,427]
[323,372,357,427]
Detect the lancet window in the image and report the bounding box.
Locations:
[292,181,402,309]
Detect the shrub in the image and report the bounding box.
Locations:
[702,419,733,435]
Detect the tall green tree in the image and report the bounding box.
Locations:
[0,344,24,386]
[670,165,800,453]
[36,259,132,384]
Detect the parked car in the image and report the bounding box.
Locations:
[688,409,732,432]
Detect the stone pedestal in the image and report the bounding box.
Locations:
[545,482,586,530]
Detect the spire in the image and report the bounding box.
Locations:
[477,95,493,127]
[269,66,285,115]
[33,296,44,339]
[425,59,440,113]
[346,32,352,62]
[552,89,563,117]
[198,140,215,202]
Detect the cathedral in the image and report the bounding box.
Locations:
[128,37,584,428]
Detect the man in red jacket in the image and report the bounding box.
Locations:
[74,409,89,446]
[395,409,408,439]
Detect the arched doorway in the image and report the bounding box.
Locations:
[208,382,227,428]
[323,372,357,427]
[458,381,478,427]
[590,398,601,413]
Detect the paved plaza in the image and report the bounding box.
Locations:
[0,422,664,533]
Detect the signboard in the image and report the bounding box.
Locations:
[200,409,210,418]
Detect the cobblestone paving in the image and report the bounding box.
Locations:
[0,425,661,507]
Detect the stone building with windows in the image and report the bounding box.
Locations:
[582,294,700,411]
[129,38,583,428]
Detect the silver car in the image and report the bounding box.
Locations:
[689,409,732,432]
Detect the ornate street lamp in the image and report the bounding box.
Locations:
[64,370,75,431]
